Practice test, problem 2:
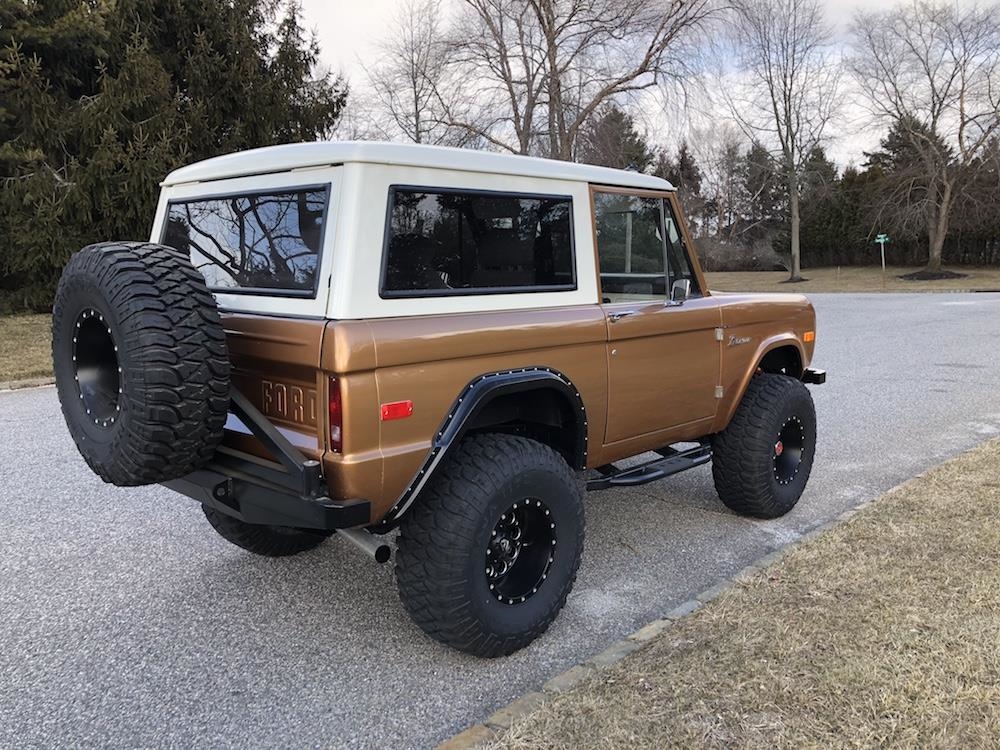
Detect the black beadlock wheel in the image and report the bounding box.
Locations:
[52,242,230,486]
[711,373,817,519]
[201,506,333,557]
[486,498,557,605]
[395,434,585,658]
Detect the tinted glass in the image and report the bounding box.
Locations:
[162,187,328,294]
[383,188,575,296]
[663,200,698,293]
[593,192,667,301]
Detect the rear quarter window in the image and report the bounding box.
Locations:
[381,186,576,297]
[161,186,329,296]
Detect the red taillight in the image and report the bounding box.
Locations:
[329,377,343,453]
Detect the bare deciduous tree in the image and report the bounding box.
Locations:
[363,0,472,146]
[442,0,714,157]
[851,0,1000,274]
[443,0,549,153]
[688,122,746,239]
[721,0,841,282]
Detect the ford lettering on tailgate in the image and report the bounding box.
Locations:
[261,380,317,427]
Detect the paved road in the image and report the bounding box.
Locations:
[2,293,1000,749]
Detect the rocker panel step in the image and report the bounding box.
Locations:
[586,445,713,491]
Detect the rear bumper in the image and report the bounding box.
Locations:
[162,451,371,530]
[802,367,827,385]
[161,386,371,530]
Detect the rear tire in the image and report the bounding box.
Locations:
[395,434,585,658]
[202,506,333,557]
[52,242,229,486]
[712,373,816,519]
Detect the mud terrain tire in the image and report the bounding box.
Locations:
[712,373,816,518]
[201,506,333,557]
[396,434,585,658]
[52,242,229,486]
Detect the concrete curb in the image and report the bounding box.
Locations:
[433,472,938,750]
[0,376,55,392]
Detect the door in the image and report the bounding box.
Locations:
[593,188,722,444]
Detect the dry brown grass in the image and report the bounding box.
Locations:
[493,439,1000,750]
[0,314,52,383]
[706,266,1000,293]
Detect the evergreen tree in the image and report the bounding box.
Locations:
[576,105,653,172]
[798,146,840,267]
[654,142,705,233]
[862,114,953,254]
[0,0,347,311]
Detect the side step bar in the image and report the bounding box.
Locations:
[586,444,713,492]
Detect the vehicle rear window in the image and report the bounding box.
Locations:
[162,186,329,296]
[381,187,576,297]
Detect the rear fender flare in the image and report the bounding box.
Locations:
[381,367,587,525]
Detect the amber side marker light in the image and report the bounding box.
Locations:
[803,331,816,343]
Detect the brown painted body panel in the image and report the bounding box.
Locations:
[220,313,326,460]
[331,307,609,522]
[602,296,722,442]
[216,294,815,527]
[210,181,817,529]
[712,293,816,433]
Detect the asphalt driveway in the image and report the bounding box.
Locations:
[2,293,999,749]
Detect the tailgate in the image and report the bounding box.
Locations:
[220,313,328,462]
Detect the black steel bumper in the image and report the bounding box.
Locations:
[802,367,827,385]
[163,454,371,531]
[161,387,371,530]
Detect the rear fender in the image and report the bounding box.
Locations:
[380,367,587,525]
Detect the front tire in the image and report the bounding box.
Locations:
[202,506,333,557]
[395,434,585,658]
[712,373,817,519]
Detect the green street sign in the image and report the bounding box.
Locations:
[875,233,890,243]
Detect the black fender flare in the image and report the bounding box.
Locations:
[381,367,587,525]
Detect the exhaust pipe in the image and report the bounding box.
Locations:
[338,528,392,563]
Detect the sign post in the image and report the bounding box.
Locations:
[875,233,890,289]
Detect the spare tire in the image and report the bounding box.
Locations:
[52,242,230,486]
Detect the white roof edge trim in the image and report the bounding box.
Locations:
[160,140,676,191]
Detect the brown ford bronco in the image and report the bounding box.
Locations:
[52,142,825,657]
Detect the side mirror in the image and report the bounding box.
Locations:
[668,278,691,306]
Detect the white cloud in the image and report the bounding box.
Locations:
[299,0,407,83]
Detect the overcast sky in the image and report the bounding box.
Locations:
[301,0,905,79]
[297,0,917,164]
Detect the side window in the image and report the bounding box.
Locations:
[663,199,699,295]
[593,191,699,302]
[593,192,667,301]
[382,187,576,297]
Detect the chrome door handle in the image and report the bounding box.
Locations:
[609,310,638,323]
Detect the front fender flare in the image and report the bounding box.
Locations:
[716,334,806,432]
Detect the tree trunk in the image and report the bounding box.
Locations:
[925,181,952,272]
[788,171,802,281]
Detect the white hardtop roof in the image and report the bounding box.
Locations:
[161,140,676,191]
